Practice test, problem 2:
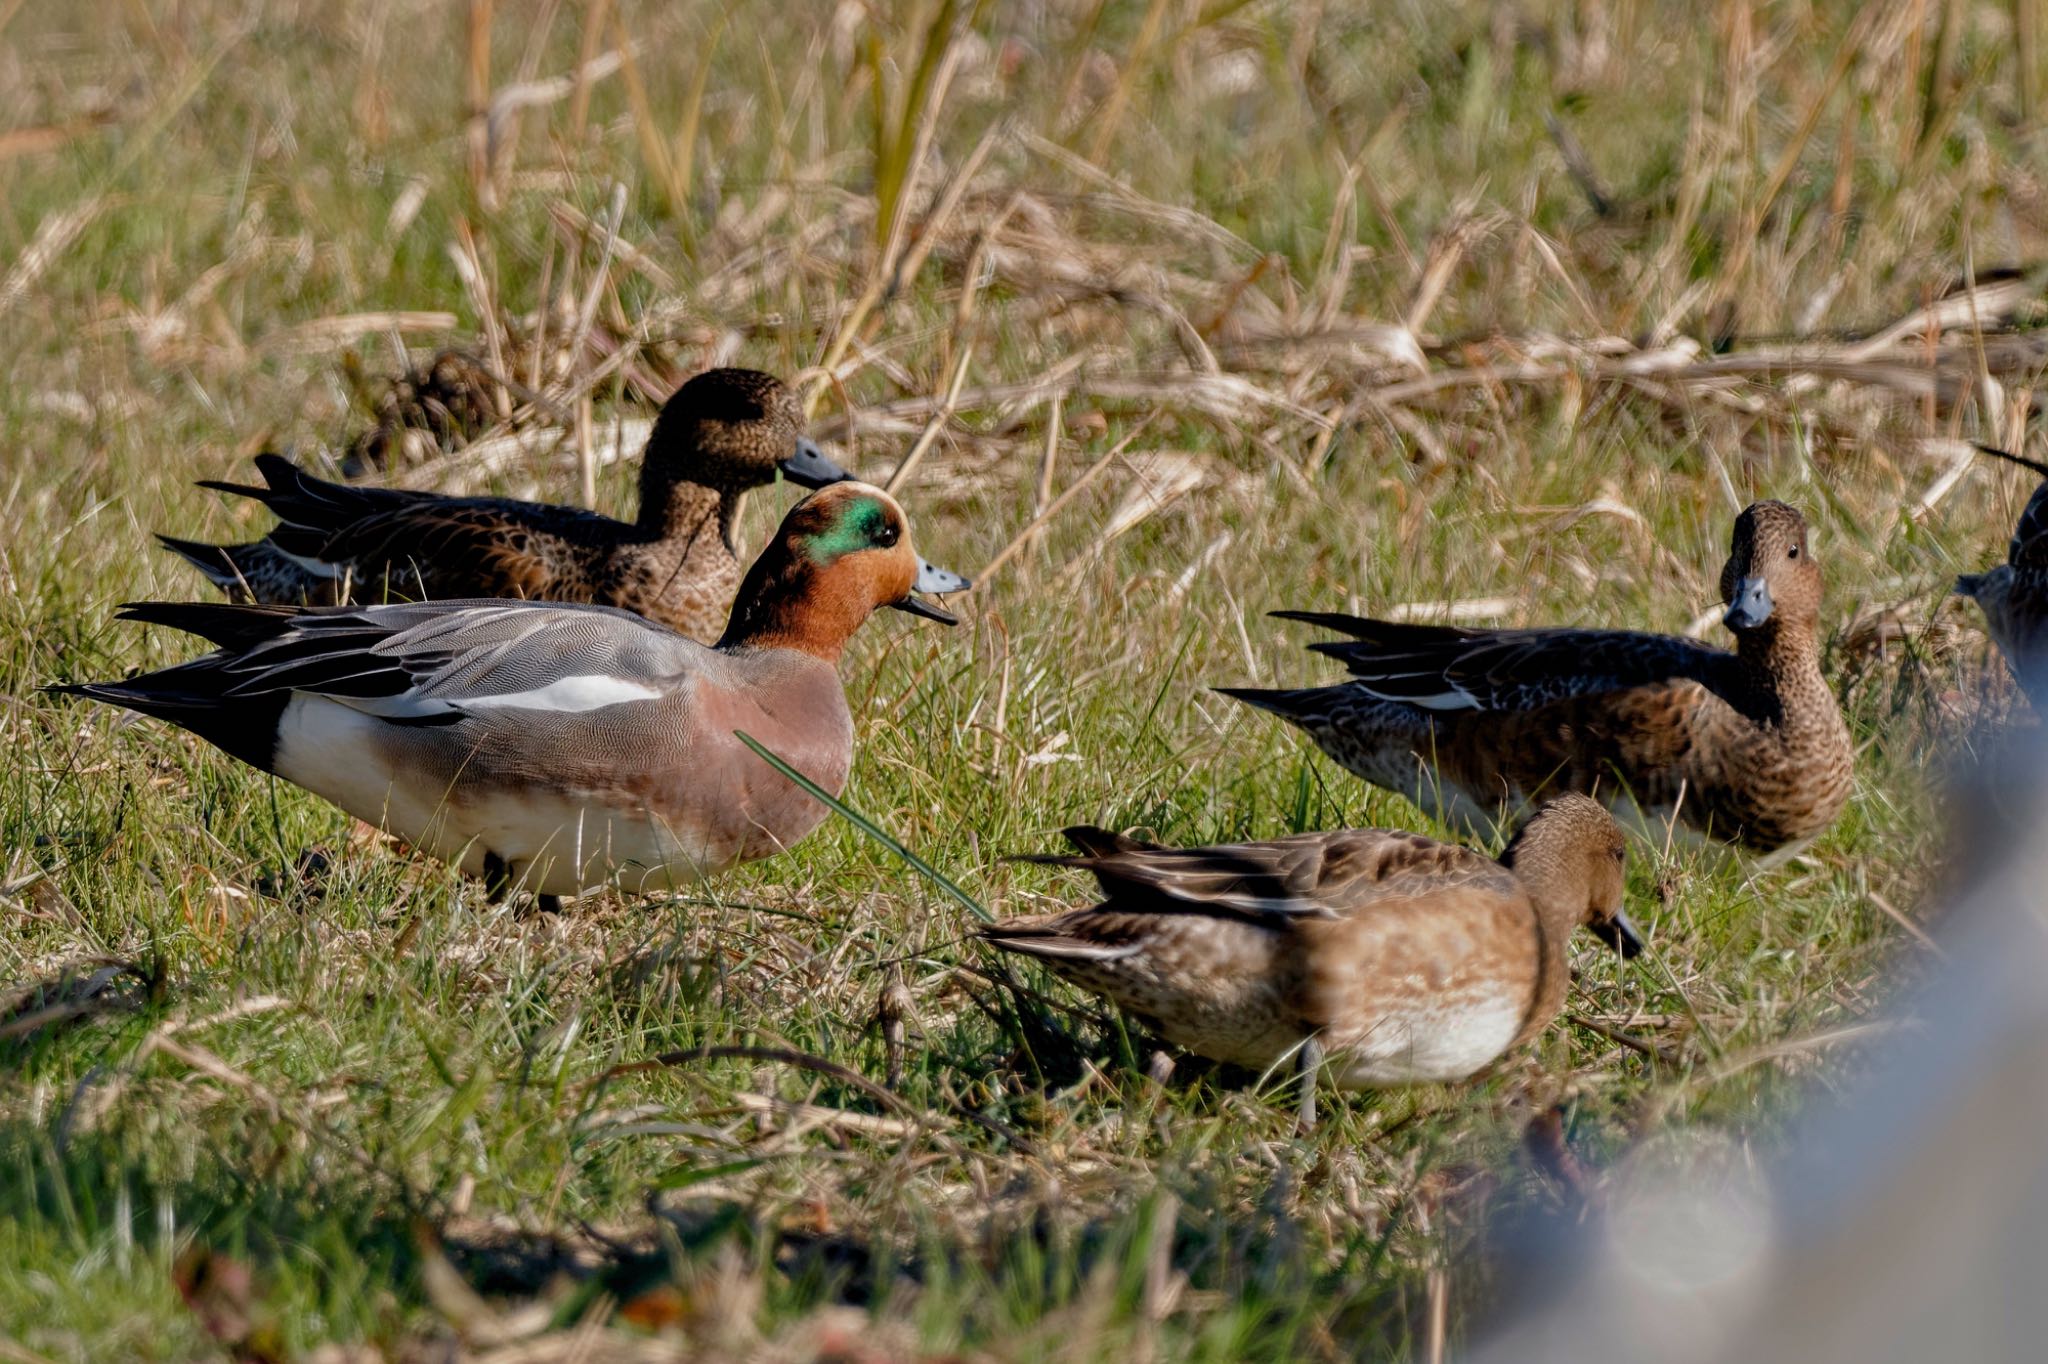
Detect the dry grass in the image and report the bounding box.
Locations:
[1,1,2042,1359]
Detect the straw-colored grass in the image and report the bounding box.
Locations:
[1,1,2040,1358]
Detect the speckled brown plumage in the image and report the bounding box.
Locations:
[981,795,1637,1091]
[158,369,851,644]
[1222,502,1853,853]
[1957,448,2048,711]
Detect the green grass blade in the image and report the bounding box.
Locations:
[734,729,993,923]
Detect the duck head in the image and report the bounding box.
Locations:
[1719,500,1821,635]
[1501,793,1642,958]
[717,482,970,661]
[640,369,852,529]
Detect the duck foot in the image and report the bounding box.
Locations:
[1296,1035,1323,1134]
[532,893,562,916]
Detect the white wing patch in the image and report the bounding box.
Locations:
[1358,682,1480,711]
[332,673,662,720]
[272,546,346,580]
[461,675,663,713]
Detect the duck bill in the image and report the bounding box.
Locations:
[890,595,958,625]
[1590,909,1645,958]
[779,437,853,489]
[888,557,970,625]
[1722,576,1774,631]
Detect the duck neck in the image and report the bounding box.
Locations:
[1503,862,1584,1043]
[1730,618,1823,724]
[715,549,867,664]
[639,473,744,554]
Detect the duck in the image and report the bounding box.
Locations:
[58,483,958,913]
[982,794,1641,1127]
[154,367,928,645]
[1956,444,2048,711]
[1219,501,1852,855]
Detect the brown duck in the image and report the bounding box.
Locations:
[1220,501,1852,855]
[1957,444,2048,711]
[157,368,965,643]
[983,794,1640,1125]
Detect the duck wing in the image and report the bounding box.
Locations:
[202,454,620,596]
[1272,611,1741,712]
[300,500,616,600]
[2009,479,2048,571]
[101,598,694,723]
[1017,825,1505,919]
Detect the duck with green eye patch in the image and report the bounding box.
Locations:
[800,490,971,608]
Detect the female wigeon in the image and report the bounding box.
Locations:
[983,794,1640,1126]
[62,483,957,912]
[1220,501,1853,855]
[1956,444,2048,711]
[155,369,952,644]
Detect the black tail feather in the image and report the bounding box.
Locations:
[1974,443,2048,479]
[1212,685,1331,722]
[112,600,309,652]
[193,478,275,502]
[46,671,285,772]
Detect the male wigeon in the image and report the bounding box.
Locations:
[983,794,1640,1126]
[1956,444,2048,711]
[155,369,951,644]
[1220,501,1852,855]
[61,483,956,912]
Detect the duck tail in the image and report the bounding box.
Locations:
[45,663,288,773]
[155,533,263,597]
[113,599,309,652]
[976,919,1141,963]
[1212,685,1338,728]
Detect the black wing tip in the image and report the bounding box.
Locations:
[1269,608,1383,634]
[154,532,238,568]
[110,600,310,651]
[1213,684,1320,718]
[1973,442,2048,479]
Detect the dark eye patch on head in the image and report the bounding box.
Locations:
[807,496,899,562]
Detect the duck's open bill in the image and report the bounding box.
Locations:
[889,557,969,624]
[779,437,852,489]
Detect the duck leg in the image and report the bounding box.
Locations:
[1296,1035,1324,1134]
[481,851,562,916]
[481,851,514,904]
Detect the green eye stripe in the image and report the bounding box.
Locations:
[805,497,892,562]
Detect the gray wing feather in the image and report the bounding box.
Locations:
[215,600,695,717]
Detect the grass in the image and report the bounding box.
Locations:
[0,0,2040,1358]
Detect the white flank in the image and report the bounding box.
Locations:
[272,694,730,895]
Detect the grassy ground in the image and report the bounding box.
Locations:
[1,1,2041,1358]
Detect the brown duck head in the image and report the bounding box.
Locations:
[1720,500,1822,637]
[639,368,851,535]
[717,482,969,662]
[1500,793,1640,957]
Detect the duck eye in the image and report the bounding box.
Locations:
[1787,546,1799,559]
[874,523,899,548]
